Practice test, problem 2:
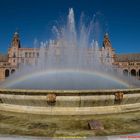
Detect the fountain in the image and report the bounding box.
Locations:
[0,8,140,116]
[0,8,133,90]
[0,8,140,137]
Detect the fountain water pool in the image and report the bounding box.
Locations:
[2,70,129,90]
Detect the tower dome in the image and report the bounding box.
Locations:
[11,31,21,48]
[103,33,112,49]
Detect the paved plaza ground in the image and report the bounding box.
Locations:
[0,111,140,137]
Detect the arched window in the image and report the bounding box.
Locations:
[5,69,10,78]
[131,69,136,76]
[37,52,39,57]
[123,69,128,76]
[13,53,16,58]
[29,52,32,57]
[11,69,15,74]
[139,69,140,77]
[25,52,28,57]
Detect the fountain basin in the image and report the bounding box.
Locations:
[0,88,140,115]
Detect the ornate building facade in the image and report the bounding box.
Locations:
[0,32,140,81]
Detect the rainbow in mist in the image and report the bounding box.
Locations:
[0,69,130,90]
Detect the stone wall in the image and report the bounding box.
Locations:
[0,88,140,115]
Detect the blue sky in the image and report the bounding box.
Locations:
[0,0,140,54]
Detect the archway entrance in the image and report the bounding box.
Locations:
[138,69,140,79]
[5,69,10,78]
[11,69,15,74]
[131,69,136,77]
[123,69,128,76]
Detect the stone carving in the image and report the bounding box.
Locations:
[46,94,56,105]
[114,92,124,104]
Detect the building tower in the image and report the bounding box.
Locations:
[8,32,21,66]
[11,31,21,49]
[102,33,115,65]
[103,33,112,48]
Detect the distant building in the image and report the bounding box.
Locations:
[0,32,140,81]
